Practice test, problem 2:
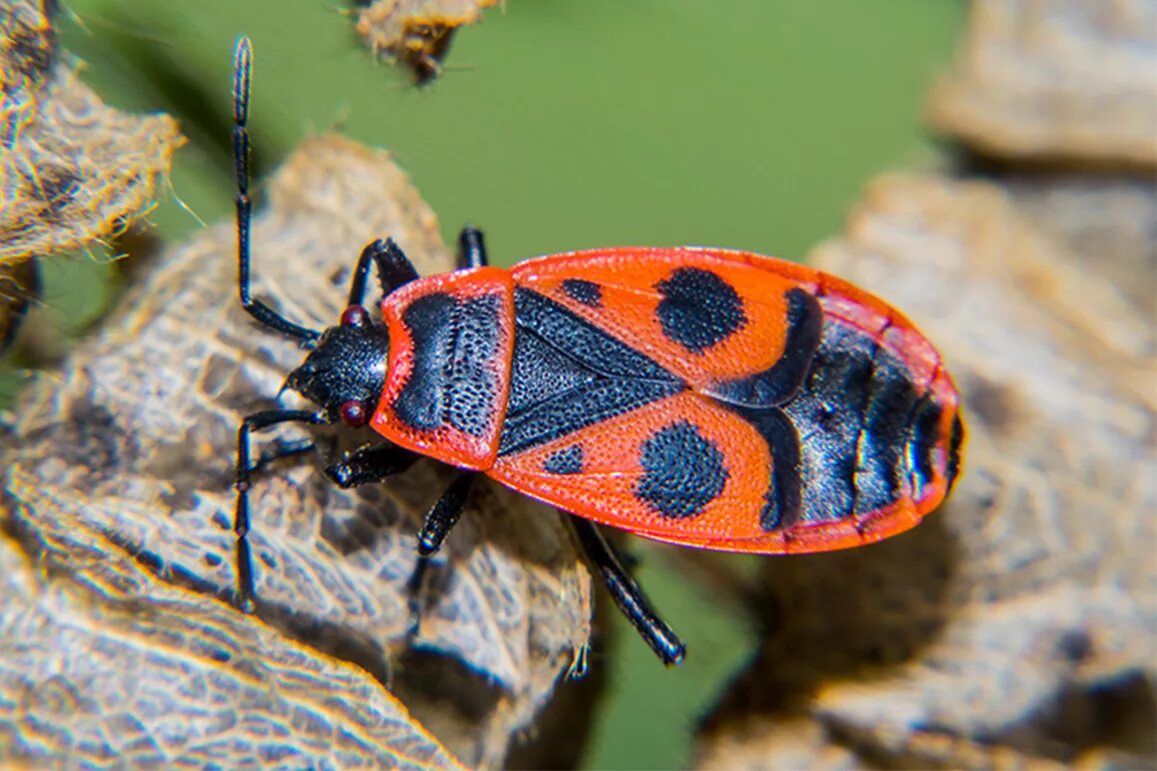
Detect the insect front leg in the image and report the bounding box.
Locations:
[324,441,421,488]
[234,408,327,612]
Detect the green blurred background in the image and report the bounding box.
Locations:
[35,2,965,767]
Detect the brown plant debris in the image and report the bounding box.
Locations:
[354,0,500,84]
[1000,173,1157,322]
[1,0,57,147]
[927,0,1157,169]
[695,174,1156,770]
[1,134,590,768]
[0,471,463,770]
[0,0,183,265]
[0,254,38,352]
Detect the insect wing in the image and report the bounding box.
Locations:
[490,391,794,545]
[511,248,824,410]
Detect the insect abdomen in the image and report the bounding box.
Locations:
[783,316,962,528]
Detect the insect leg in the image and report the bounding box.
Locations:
[458,227,489,268]
[234,408,327,612]
[346,238,421,308]
[568,516,686,666]
[232,36,321,344]
[416,472,476,555]
[248,437,318,475]
[324,441,422,488]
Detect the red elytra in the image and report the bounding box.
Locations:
[230,36,963,667]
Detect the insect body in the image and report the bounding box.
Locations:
[230,38,963,666]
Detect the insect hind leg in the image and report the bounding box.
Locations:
[568,516,686,666]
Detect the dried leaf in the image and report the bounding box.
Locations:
[695,174,1156,769]
[0,254,38,352]
[1,0,57,147]
[355,0,500,84]
[0,471,463,770]
[927,0,1157,168]
[0,0,183,264]
[1000,174,1157,319]
[1,0,173,354]
[2,134,589,768]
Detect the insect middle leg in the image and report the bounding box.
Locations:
[416,472,477,555]
[325,447,476,557]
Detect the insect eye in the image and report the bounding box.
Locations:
[340,305,369,327]
[339,400,367,427]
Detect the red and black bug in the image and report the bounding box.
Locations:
[230,38,964,667]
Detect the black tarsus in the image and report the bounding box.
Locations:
[459,226,489,268]
[234,409,328,611]
[233,36,321,344]
[568,516,686,666]
[346,238,421,308]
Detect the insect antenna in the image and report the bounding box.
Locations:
[232,36,321,344]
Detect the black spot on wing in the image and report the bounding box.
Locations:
[655,268,746,354]
[635,421,728,519]
[713,287,823,408]
[561,278,602,307]
[544,444,584,475]
[730,406,802,531]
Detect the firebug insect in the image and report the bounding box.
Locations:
[230,37,964,666]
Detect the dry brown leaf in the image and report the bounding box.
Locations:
[695,174,1156,769]
[0,254,38,352]
[1000,173,1157,321]
[1,0,177,355]
[0,470,463,770]
[1,0,56,147]
[927,0,1157,169]
[2,134,589,768]
[0,0,183,264]
[355,0,500,83]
